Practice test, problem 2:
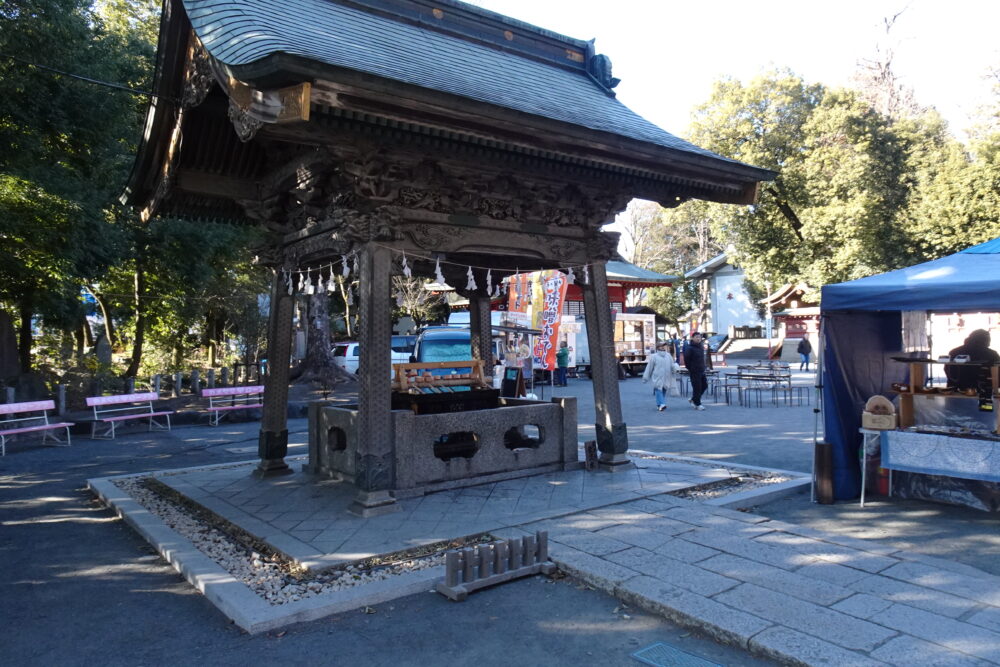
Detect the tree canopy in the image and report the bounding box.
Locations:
[666,68,1000,298]
[0,0,271,383]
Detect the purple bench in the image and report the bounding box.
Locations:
[0,400,72,455]
[86,392,173,440]
[202,385,264,426]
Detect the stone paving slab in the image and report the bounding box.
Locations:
[714,583,898,652]
[615,575,774,649]
[748,626,888,667]
[848,573,979,619]
[876,604,1000,663]
[94,454,1000,666]
[870,635,994,667]
[698,553,853,606]
[753,531,898,573]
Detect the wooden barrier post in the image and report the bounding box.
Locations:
[56,384,67,416]
[437,532,554,602]
[173,372,182,398]
[191,369,201,396]
[207,368,216,389]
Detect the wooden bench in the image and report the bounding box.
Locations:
[0,400,72,455]
[86,392,173,440]
[202,385,264,426]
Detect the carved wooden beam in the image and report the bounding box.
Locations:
[173,169,258,201]
[309,78,765,204]
[224,76,311,142]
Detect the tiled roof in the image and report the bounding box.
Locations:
[183,0,745,165]
[606,260,677,285]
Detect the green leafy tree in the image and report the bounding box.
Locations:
[685,70,823,288]
[681,69,1000,296]
[0,0,155,371]
[99,218,265,376]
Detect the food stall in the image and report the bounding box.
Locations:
[820,237,1000,510]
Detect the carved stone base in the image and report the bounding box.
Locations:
[347,489,400,517]
[253,458,294,478]
[595,421,628,456]
[598,451,633,471]
[300,462,345,480]
[254,428,292,478]
[258,428,289,459]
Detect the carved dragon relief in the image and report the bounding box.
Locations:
[180,40,216,109]
[238,145,632,269]
[586,231,621,261]
[313,140,640,231]
[228,101,265,142]
[388,160,631,229]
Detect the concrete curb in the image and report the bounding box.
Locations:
[88,474,440,634]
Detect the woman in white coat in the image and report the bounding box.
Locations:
[642,342,677,411]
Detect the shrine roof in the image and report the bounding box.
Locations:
[606,260,677,287]
[183,0,757,168]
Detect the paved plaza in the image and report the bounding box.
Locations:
[4,372,1000,665]
[152,455,735,571]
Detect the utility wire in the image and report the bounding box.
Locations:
[0,52,175,102]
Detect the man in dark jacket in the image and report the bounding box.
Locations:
[946,329,1000,398]
[684,331,709,410]
[797,337,813,371]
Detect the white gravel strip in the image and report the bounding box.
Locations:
[112,476,443,606]
[669,474,793,501]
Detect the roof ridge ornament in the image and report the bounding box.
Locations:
[586,54,620,96]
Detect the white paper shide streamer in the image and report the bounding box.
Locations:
[434,257,447,286]
[465,266,477,291]
[402,252,411,278]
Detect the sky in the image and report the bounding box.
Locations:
[472,0,1000,140]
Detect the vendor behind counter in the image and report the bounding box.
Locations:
[945,329,1000,399]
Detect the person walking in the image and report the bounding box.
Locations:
[555,340,571,386]
[683,332,708,410]
[797,337,813,371]
[642,342,676,411]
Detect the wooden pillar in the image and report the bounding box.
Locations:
[581,262,629,469]
[468,291,494,372]
[350,243,399,516]
[254,270,295,478]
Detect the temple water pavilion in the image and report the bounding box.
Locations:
[125,0,774,514]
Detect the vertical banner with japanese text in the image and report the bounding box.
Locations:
[504,271,568,370]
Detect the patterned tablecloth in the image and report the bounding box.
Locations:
[882,430,1000,483]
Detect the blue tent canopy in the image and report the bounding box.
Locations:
[819,238,1000,499]
[822,238,1000,312]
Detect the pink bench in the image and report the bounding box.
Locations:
[202,385,264,426]
[0,400,72,455]
[86,392,173,440]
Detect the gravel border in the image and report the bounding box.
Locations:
[89,473,449,633]
[112,474,478,606]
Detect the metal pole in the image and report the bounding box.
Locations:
[811,318,825,503]
[765,280,773,359]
